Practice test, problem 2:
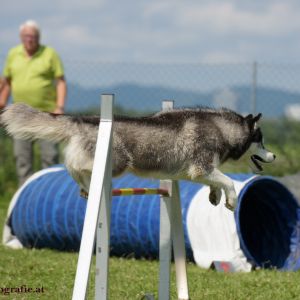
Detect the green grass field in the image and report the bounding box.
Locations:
[1,209,300,300]
[1,119,300,299]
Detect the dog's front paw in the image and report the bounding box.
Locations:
[225,191,238,211]
[209,188,222,206]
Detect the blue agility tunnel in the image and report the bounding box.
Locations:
[3,166,300,271]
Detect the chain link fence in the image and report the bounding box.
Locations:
[63,60,300,118]
[1,54,300,117]
[1,54,300,176]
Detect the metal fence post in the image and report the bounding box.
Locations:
[251,61,257,114]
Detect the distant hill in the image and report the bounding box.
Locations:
[66,83,300,117]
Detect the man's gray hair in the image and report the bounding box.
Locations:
[19,20,40,37]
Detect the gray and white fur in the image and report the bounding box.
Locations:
[0,103,276,211]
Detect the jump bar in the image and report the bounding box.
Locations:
[112,188,170,197]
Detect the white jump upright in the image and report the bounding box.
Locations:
[72,96,189,300]
[158,100,174,300]
[159,179,172,299]
[159,100,189,300]
[72,94,114,300]
[170,180,189,300]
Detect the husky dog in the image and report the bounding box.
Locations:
[0,103,275,211]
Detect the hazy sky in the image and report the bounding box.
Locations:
[1,0,300,63]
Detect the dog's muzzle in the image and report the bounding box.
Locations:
[250,152,276,173]
[249,142,276,173]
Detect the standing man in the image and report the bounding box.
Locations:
[0,20,67,185]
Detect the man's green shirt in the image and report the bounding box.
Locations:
[3,44,64,112]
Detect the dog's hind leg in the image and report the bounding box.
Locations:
[79,171,92,199]
[68,169,91,199]
[202,169,237,211]
[112,149,131,177]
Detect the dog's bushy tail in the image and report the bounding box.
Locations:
[0,103,75,142]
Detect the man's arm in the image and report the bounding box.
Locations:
[53,76,67,114]
[0,78,11,110]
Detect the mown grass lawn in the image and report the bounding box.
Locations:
[1,193,300,300]
[1,242,300,300]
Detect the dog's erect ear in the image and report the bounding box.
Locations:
[253,113,262,129]
[253,113,262,123]
[245,114,253,121]
[245,113,262,129]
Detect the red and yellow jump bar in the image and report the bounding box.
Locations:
[112,188,169,197]
[80,187,170,199]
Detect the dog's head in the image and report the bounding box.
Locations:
[245,113,276,173]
